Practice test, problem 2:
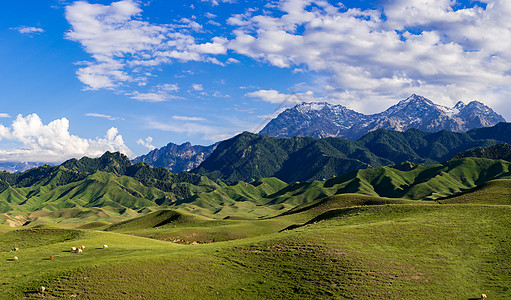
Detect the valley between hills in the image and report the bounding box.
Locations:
[1,106,511,298]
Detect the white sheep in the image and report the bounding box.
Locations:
[12,247,19,252]
[38,286,46,293]
[71,247,77,252]
[103,245,108,249]
[13,256,18,261]
[81,245,85,250]
[77,248,83,253]
[481,294,487,299]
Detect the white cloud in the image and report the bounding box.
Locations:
[226,0,511,114]
[128,91,171,102]
[158,83,179,92]
[245,89,317,104]
[126,82,180,102]
[137,136,156,150]
[172,116,206,121]
[191,84,204,91]
[201,0,236,6]
[12,26,44,35]
[65,0,227,91]
[0,113,11,118]
[85,113,122,121]
[0,114,132,163]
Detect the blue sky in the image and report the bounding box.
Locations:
[1,0,509,163]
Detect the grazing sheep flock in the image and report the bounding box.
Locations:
[6,243,113,295]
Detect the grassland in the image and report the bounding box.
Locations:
[1,180,510,299]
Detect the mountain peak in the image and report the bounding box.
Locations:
[132,141,217,173]
[405,94,434,104]
[259,94,506,140]
[454,101,466,110]
[295,102,333,113]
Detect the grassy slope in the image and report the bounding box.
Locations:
[0,172,174,227]
[168,157,511,219]
[1,180,510,299]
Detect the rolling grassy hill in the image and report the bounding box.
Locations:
[170,157,511,219]
[1,151,510,227]
[2,179,510,299]
[1,145,510,298]
[0,152,220,227]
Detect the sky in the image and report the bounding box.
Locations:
[1,0,510,163]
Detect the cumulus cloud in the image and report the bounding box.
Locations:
[65,0,227,91]
[0,114,132,163]
[191,84,204,91]
[12,26,44,35]
[137,136,156,150]
[0,113,11,118]
[226,0,511,113]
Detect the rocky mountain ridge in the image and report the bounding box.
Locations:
[259,94,506,139]
[133,142,217,173]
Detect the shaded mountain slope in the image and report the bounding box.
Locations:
[451,143,511,161]
[133,142,217,173]
[193,124,511,183]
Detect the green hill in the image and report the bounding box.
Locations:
[0,152,220,226]
[2,180,510,299]
[105,209,213,232]
[172,157,511,219]
[450,143,511,161]
[193,124,511,183]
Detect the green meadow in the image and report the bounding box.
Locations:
[2,180,510,299]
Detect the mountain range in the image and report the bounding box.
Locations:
[133,94,506,172]
[192,123,511,183]
[2,140,511,225]
[259,94,506,139]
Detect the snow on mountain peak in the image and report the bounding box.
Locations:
[259,94,506,140]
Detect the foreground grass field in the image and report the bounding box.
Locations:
[1,181,510,299]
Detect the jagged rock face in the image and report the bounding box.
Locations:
[260,102,366,138]
[259,94,507,140]
[133,142,217,173]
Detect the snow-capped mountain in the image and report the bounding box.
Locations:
[259,94,506,140]
[132,141,217,173]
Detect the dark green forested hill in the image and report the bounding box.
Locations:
[451,143,511,161]
[193,123,511,183]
